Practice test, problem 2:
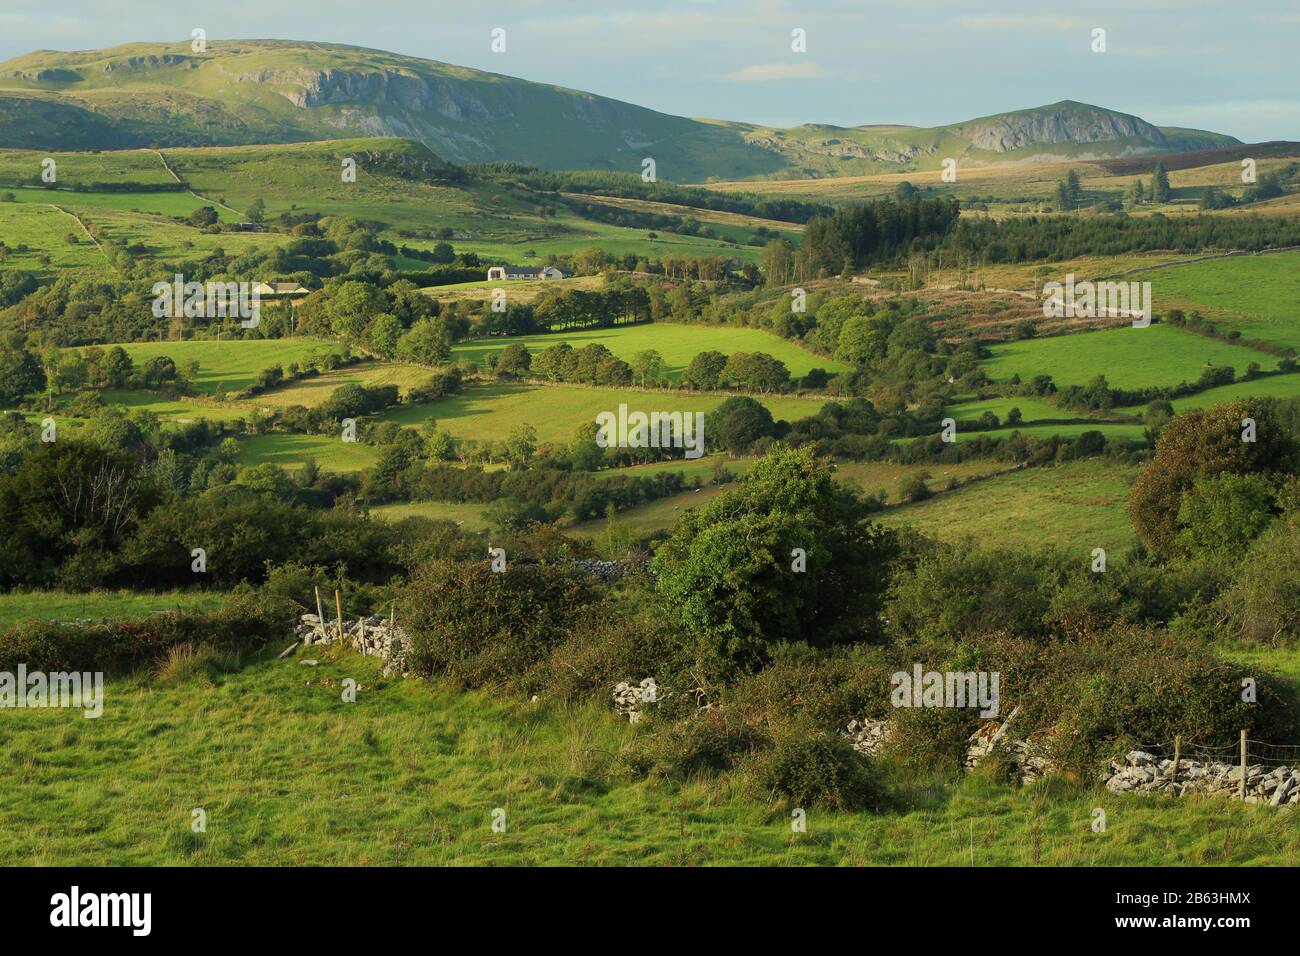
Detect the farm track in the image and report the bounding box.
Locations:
[155,148,244,217]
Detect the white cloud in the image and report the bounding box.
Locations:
[723,61,830,82]
[957,15,1091,31]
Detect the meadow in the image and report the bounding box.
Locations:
[0,186,227,219]
[378,382,827,446]
[0,201,106,271]
[1140,251,1300,350]
[99,389,251,422]
[112,339,343,394]
[0,589,223,628]
[569,459,1009,539]
[0,147,177,186]
[876,459,1140,551]
[368,500,496,531]
[235,432,380,472]
[252,362,435,407]
[0,649,1294,865]
[944,395,1080,425]
[982,324,1277,390]
[1164,373,1300,412]
[451,322,849,378]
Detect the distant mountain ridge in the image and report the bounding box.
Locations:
[0,40,1241,181]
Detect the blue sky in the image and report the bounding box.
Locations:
[0,0,1295,142]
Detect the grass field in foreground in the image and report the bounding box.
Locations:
[379,383,828,446]
[452,323,849,379]
[1,649,1295,865]
[1141,251,1300,350]
[0,590,224,628]
[983,324,1278,391]
[877,460,1140,551]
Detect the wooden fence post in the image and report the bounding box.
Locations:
[314,587,326,637]
[1171,735,1180,788]
[335,589,344,642]
[1240,730,1248,799]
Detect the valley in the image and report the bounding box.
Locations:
[1,29,1299,877]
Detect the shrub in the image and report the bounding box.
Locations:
[622,711,761,781]
[400,557,598,689]
[886,543,1051,645]
[746,733,886,811]
[652,446,894,673]
[155,642,242,683]
[0,597,284,675]
[1216,515,1300,643]
[980,624,1297,776]
[1129,400,1297,553]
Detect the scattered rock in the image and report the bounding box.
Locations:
[613,678,661,723]
[291,612,412,677]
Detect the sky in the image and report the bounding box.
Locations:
[0,0,1296,142]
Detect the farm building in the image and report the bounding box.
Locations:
[250,282,310,297]
[486,265,571,281]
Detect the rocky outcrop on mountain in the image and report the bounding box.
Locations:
[101,54,191,73]
[0,43,1239,172]
[957,104,1164,152]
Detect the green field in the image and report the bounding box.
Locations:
[379,383,827,446]
[111,339,342,394]
[944,395,1078,425]
[1164,373,1300,412]
[0,648,1295,865]
[368,501,495,530]
[834,459,1011,501]
[254,363,435,408]
[965,421,1148,443]
[0,201,106,271]
[453,322,848,379]
[0,147,177,186]
[1,186,227,219]
[877,460,1140,551]
[571,459,1011,539]
[1143,251,1300,350]
[235,432,380,472]
[571,485,730,538]
[99,389,251,422]
[983,324,1277,391]
[0,589,223,627]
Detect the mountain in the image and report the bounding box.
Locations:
[0,41,1240,181]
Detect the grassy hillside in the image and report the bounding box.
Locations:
[0,44,1234,181]
[2,648,1295,865]
[114,339,343,393]
[378,383,827,446]
[0,137,774,276]
[0,41,782,181]
[982,324,1278,390]
[451,323,848,378]
[877,460,1140,551]
[1139,251,1300,350]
